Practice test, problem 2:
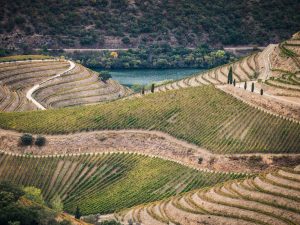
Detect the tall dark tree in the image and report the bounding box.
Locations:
[75,206,81,219]
[260,88,263,95]
[251,83,255,92]
[228,66,233,84]
[233,79,236,86]
[141,86,145,95]
[151,84,155,93]
[244,81,247,90]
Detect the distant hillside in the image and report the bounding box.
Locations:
[0,0,299,49]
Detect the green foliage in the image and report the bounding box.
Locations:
[227,66,233,84]
[0,182,59,225]
[50,195,63,212]
[75,206,81,219]
[23,187,45,205]
[20,134,33,146]
[150,83,155,93]
[121,37,130,44]
[99,71,112,82]
[35,136,46,147]
[1,0,299,47]
[61,44,233,69]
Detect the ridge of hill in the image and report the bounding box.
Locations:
[0,0,299,50]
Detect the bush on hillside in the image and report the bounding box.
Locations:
[20,134,33,146]
[50,195,63,212]
[23,186,45,205]
[99,71,112,82]
[35,136,46,147]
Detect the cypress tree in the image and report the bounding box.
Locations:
[141,86,145,95]
[244,81,247,90]
[75,206,81,219]
[228,66,233,84]
[251,83,254,92]
[151,84,155,93]
[260,89,263,95]
[233,79,236,86]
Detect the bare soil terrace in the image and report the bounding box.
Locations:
[1,129,299,174]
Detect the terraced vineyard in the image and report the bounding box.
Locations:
[264,36,300,97]
[32,63,132,108]
[151,52,260,93]
[0,59,70,111]
[0,151,247,215]
[118,166,300,225]
[0,57,132,111]
[1,85,299,154]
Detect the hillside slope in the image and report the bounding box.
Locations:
[118,165,300,225]
[0,85,299,154]
[0,151,246,215]
[0,57,132,111]
[0,0,299,49]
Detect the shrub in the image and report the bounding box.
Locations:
[99,71,112,82]
[23,186,45,205]
[121,37,130,44]
[35,136,46,146]
[198,157,203,164]
[50,195,63,212]
[20,134,33,146]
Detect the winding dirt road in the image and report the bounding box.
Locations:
[26,60,75,110]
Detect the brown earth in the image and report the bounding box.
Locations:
[1,129,299,174]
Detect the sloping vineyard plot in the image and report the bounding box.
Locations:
[264,39,300,97]
[0,152,247,215]
[33,64,132,109]
[0,58,132,111]
[153,52,260,94]
[0,85,299,154]
[119,166,300,225]
[0,60,70,112]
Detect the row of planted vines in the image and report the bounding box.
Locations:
[0,86,299,154]
[0,152,247,215]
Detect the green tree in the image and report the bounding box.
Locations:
[35,136,46,147]
[141,86,145,95]
[75,206,81,219]
[23,187,45,205]
[20,134,33,146]
[244,81,247,90]
[150,83,155,93]
[50,195,63,212]
[227,66,233,84]
[251,83,255,92]
[260,89,263,95]
[99,71,112,82]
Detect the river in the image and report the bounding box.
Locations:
[93,68,204,87]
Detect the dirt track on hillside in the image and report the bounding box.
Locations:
[1,129,299,174]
